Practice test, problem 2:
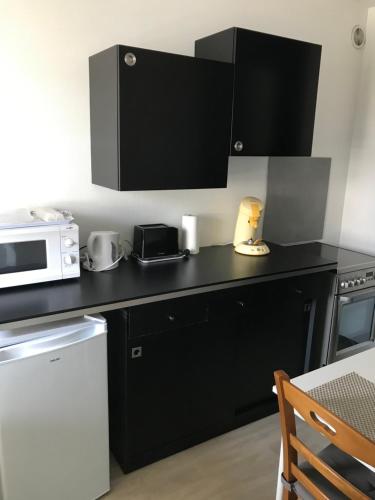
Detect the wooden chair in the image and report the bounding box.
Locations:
[274,370,375,500]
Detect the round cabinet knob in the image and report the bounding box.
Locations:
[64,237,75,248]
[340,282,346,288]
[64,255,76,266]
[124,52,136,66]
[167,314,176,322]
[234,140,243,152]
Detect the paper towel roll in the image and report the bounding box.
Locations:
[182,215,199,254]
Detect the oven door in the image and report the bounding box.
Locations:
[329,288,375,362]
[0,226,62,288]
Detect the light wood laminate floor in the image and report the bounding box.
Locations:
[105,413,326,500]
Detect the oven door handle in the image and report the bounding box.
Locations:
[339,296,352,304]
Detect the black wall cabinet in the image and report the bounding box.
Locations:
[89,45,233,191]
[105,272,331,473]
[195,28,322,157]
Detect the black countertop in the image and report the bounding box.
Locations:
[0,242,337,326]
[295,242,375,273]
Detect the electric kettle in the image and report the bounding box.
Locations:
[85,231,123,271]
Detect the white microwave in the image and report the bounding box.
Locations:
[0,223,80,288]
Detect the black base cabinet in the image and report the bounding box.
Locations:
[233,279,311,427]
[105,272,332,472]
[105,293,236,472]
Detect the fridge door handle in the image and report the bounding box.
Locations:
[0,325,104,364]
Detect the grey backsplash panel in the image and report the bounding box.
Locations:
[262,157,331,244]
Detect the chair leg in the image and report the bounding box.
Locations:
[282,489,297,500]
[281,472,297,500]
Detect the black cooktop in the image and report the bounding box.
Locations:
[299,243,375,273]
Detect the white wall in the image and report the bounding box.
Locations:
[0,0,367,246]
[340,7,375,253]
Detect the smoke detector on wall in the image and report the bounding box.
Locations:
[352,25,366,49]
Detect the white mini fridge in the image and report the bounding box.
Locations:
[0,315,110,500]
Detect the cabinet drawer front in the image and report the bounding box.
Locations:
[129,298,208,337]
[208,287,254,320]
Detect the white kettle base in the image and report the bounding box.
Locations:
[82,259,120,272]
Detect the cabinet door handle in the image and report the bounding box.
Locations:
[131,346,142,359]
[124,52,136,66]
[167,313,176,322]
[236,300,245,308]
[234,140,243,152]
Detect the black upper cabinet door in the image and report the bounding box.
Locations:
[89,45,233,191]
[195,28,322,157]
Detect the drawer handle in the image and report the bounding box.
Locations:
[236,300,245,308]
[131,347,142,359]
[167,313,176,322]
[234,140,243,152]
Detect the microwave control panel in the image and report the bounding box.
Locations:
[60,223,80,278]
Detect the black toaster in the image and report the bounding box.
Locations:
[133,224,179,260]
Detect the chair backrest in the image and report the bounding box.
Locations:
[274,370,375,500]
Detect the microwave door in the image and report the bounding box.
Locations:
[333,289,375,362]
[0,227,62,288]
[0,241,47,275]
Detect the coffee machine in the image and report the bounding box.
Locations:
[233,197,270,256]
